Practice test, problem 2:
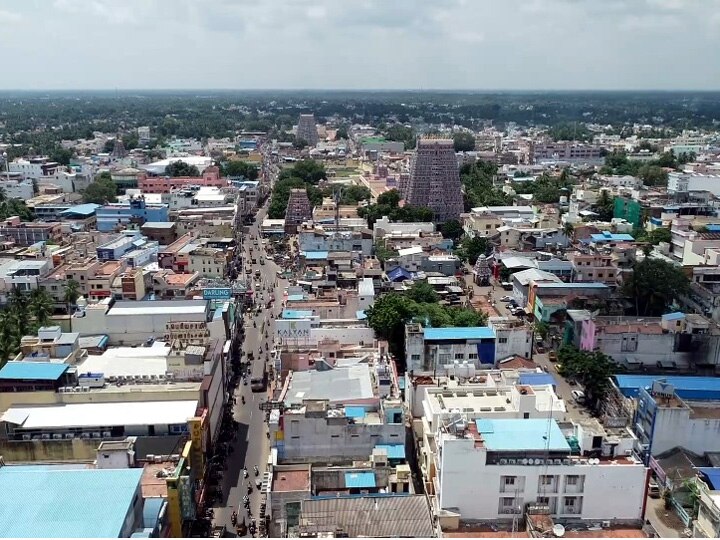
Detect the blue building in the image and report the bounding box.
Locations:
[96,197,169,232]
[405,324,496,373]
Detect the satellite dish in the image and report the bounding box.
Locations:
[522,458,529,465]
[553,524,566,537]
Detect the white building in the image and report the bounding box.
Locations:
[488,317,533,361]
[0,176,34,199]
[373,217,435,240]
[357,278,375,311]
[668,172,720,196]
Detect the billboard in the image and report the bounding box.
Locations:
[203,288,232,300]
[276,319,311,340]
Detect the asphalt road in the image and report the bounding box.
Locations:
[212,202,286,537]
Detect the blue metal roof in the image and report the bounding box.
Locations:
[706,225,720,233]
[586,233,635,242]
[518,373,556,387]
[0,466,144,538]
[301,251,329,260]
[282,309,313,319]
[661,312,686,321]
[423,327,495,341]
[356,310,367,320]
[60,203,101,217]
[344,471,376,489]
[698,468,720,490]
[345,406,366,419]
[476,418,571,452]
[0,362,68,381]
[614,375,720,400]
[374,444,406,460]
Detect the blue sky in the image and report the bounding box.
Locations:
[1,0,719,90]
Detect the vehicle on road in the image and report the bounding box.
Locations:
[648,480,661,498]
[500,295,513,302]
[250,361,268,392]
[548,351,557,362]
[501,281,513,291]
[571,389,586,403]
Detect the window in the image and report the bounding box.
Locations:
[411,354,421,361]
[468,353,478,360]
[503,476,516,486]
[454,353,464,359]
[498,337,508,344]
[540,475,554,486]
[565,475,580,486]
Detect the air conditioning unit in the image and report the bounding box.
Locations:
[102,431,111,438]
[508,459,516,465]
[64,433,74,439]
[80,432,90,439]
[81,386,90,392]
[146,454,155,462]
[499,459,508,465]
[91,432,101,439]
[58,388,65,393]
[602,521,611,528]
[22,434,31,441]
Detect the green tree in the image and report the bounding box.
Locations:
[637,165,668,186]
[441,220,464,241]
[407,282,439,304]
[29,287,54,328]
[384,125,416,150]
[557,346,617,411]
[336,185,371,204]
[278,159,326,184]
[453,132,476,152]
[165,161,200,177]
[563,222,575,242]
[63,279,81,314]
[83,174,118,204]
[593,191,614,221]
[456,236,489,264]
[50,146,73,166]
[621,258,690,316]
[365,293,419,358]
[223,160,259,180]
[535,321,549,341]
[645,228,671,245]
[293,138,308,150]
[548,122,592,142]
[377,189,401,207]
[335,126,349,140]
[374,239,398,263]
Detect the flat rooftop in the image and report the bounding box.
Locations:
[108,299,207,317]
[285,365,374,406]
[77,345,170,378]
[0,466,144,538]
[475,418,571,452]
[2,400,197,430]
[272,468,311,493]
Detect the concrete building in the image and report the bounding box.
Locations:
[298,224,373,256]
[96,196,169,232]
[0,174,34,200]
[489,317,533,362]
[296,114,319,147]
[405,324,496,374]
[668,172,720,196]
[406,138,464,223]
[284,189,313,234]
[0,217,63,246]
[187,246,229,279]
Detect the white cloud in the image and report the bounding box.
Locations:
[0,0,718,89]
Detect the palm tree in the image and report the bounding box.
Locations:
[29,287,54,329]
[63,279,81,314]
[0,311,23,367]
[7,287,30,335]
[563,222,575,243]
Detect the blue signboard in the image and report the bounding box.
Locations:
[203,288,232,300]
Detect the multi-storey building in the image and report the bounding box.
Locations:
[296,114,319,147]
[137,166,226,194]
[405,138,464,223]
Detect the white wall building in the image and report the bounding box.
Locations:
[489,317,533,361]
[0,177,34,199]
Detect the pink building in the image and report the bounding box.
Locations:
[579,318,597,351]
[138,166,226,194]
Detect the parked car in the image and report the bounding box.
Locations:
[571,390,586,403]
[548,351,557,362]
[648,480,661,498]
[501,282,513,291]
[500,295,513,302]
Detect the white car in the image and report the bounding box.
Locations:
[500,295,513,302]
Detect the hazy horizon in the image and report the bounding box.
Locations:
[1,0,719,91]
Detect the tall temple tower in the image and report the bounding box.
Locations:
[284,188,313,234]
[405,138,464,223]
[296,114,319,147]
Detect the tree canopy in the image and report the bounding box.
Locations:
[512,171,573,204]
[384,124,416,150]
[0,288,56,368]
[455,236,489,264]
[165,161,200,177]
[441,220,464,241]
[366,286,488,362]
[621,257,690,316]
[548,122,593,142]
[357,189,433,228]
[557,346,618,411]
[459,161,511,209]
[222,160,259,180]
[82,173,118,204]
[278,159,327,185]
[453,132,476,152]
[600,151,670,186]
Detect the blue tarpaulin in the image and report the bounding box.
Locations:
[374,444,406,460]
[698,468,720,490]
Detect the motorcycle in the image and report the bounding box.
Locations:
[243,468,248,479]
[254,466,259,477]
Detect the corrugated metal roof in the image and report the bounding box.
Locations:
[0,362,68,381]
[423,327,495,340]
[614,375,720,399]
[374,444,406,460]
[0,466,143,538]
[344,406,366,419]
[301,251,329,260]
[299,495,434,538]
[344,471,376,489]
[698,468,720,490]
